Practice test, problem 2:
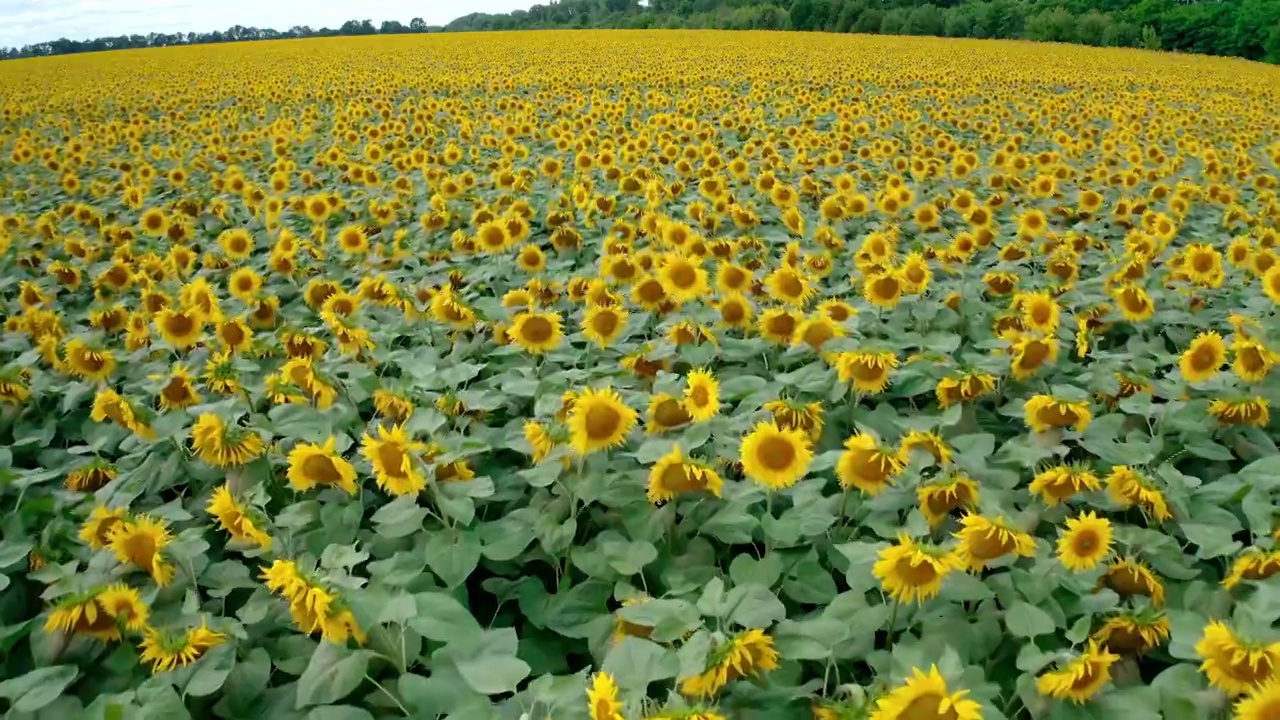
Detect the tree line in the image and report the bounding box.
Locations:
[0,19,440,60]
[4,0,1280,63]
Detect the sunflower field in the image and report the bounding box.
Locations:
[1,27,1280,720]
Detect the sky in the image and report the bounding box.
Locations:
[0,0,532,48]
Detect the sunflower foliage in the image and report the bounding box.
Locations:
[1,29,1280,720]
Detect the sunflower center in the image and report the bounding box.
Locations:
[122,533,158,572]
[221,323,245,347]
[849,359,886,382]
[872,275,900,298]
[894,555,941,587]
[653,399,691,427]
[1072,530,1099,555]
[802,322,834,348]
[592,312,619,336]
[690,386,711,407]
[637,280,665,304]
[968,527,1014,560]
[520,316,554,344]
[1192,253,1213,273]
[766,314,797,338]
[899,691,960,720]
[755,435,797,472]
[776,272,804,299]
[660,463,703,493]
[1036,403,1077,427]
[300,453,343,485]
[163,378,193,403]
[1191,344,1219,371]
[1105,567,1152,597]
[166,313,194,337]
[585,404,623,440]
[1018,340,1050,368]
[722,301,745,323]
[668,262,697,289]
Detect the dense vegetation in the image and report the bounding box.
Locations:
[3,0,1280,62]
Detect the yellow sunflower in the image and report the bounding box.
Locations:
[1223,549,1280,589]
[647,392,693,434]
[587,672,625,720]
[680,629,779,699]
[1023,394,1092,433]
[155,365,202,411]
[1101,557,1165,606]
[863,272,903,308]
[935,372,997,408]
[869,665,983,720]
[740,421,812,490]
[954,514,1036,571]
[1196,620,1280,695]
[510,310,564,354]
[764,265,814,306]
[154,308,206,349]
[582,305,628,347]
[917,474,980,527]
[835,351,898,393]
[1233,338,1276,382]
[647,445,724,505]
[873,534,959,604]
[682,368,720,423]
[207,484,272,548]
[1234,677,1280,719]
[1180,331,1227,384]
[361,424,428,496]
[138,620,226,674]
[1035,640,1119,703]
[190,413,265,468]
[1056,511,1113,571]
[658,253,710,304]
[836,432,903,495]
[1030,464,1100,505]
[1105,466,1171,521]
[1209,397,1271,427]
[64,338,116,382]
[1093,611,1170,655]
[898,430,952,467]
[758,308,802,345]
[568,387,638,456]
[1009,335,1058,380]
[763,399,824,443]
[108,515,175,586]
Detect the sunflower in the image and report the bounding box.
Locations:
[1209,397,1271,427]
[361,424,428,496]
[897,252,933,295]
[1016,209,1048,237]
[523,420,559,463]
[1180,331,1227,384]
[337,224,369,254]
[1019,291,1060,334]
[1031,464,1101,505]
[1023,394,1092,433]
[90,388,155,439]
[44,587,137,642]
[80,505,129,549]
[758,308,802,345]
[190,413,266,468]
[475,220,513,254]
[227,267,263,301]
[510,310,564,354]
[429,287,477,327]
[873,534,959,604]
[680,629,779,699]
[764,265,814,306]
[631,275,671,312]
[682,368,720,423]
[1265,266,1280,303]
[1057,511,1113,571]
[1234,338,1276,382]
[138,620,227,674]
[647,392,693,434]
[836,432,903,495]
[863,272,903,308]
[1035,640,1119,703]
[917,474,980,527]
[1105,466,1171,521]
[868,665,983,720]
[154,308,206,349]
[587,672,625,720]
[714,292,755,329]
[64,338,116,382]
[1196,620,1280,695]
[138,208,169,236]
[740,421,812,490]
[647,445,724,505]
[0,371,31,405]
[1234,677,1280,719]
[898,430,952,467]
[207,484,272,548]
[1093,611,1170,654]
[1223,549,1280,589]
[582,305,627,347]
[568,387,637,455]
[817,299,856,324]
[1009,335,1058,380]
[109,515,176,586]
[1102,557,1165,605]
[65,459,116,492]
[835,351,898,393]
[763,399,824,443]
[155,365,202,411]
[954,514,1036,571]
[715,262,753,294]
[935,372,997,407]
[94,584,150,632]
[793,314,844,351]
[658,254,709,303]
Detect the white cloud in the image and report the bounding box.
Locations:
[0,0,532,48]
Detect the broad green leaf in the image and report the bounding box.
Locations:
[295,644,372,709]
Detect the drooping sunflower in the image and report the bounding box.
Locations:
[1233,677,1280,719]
[763,399,824,443]
[93,584,150,633]
[1233,338,1276,382]
[647,392,693,434]
[523,420,559,463]
[935,372,997,408]
[207,484,272,548]
[155,365,202,411]
[917,474,980,527]
[1009,335,1059,380]
[1101,557,1166,606]
[138,620,227,674]
[758,308,802,345]
[1030,464,1100,505]
[510,310,564,354]
[835,351,899,394]
[647,445,724,505]
[873,534,960,604]
[792,314,844,351]
[44,586,143,642]
[1105,466,1171,521]
[1223,548,1280,590]
[191,413,265,468]
[1196,620,1280,695]
[954,514,1036,571]
[1056,511,1113,571]
[1180,331,1227,384]
[108,515,175,586]
[90,388,155,440]
[80,505,129,549]
[868,665,983,720]
[740,421,812,490]
[836,432,903,495]
[65,459,116,492]
[1209,397,1271,427]
[361,424,428,496]
[682,368,720,423]
[863,271,903,309]
[898,430,952,467]
[1023,394,1093,433]
[1035,640,1119,703]
[582,305,628,347]
[568,387,638,455]
[428,287,477,328]
[680,629,779,699]
[64,338,116,382]
[1093,610,1170,655]
[587,671,625,720]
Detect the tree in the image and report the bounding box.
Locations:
[943,5,975,37]
[1025,7,1075,43]
[789,0,832,31]
[904,4,944,35]
[410,17,427,31]
[853,8,883,33]
[1140,25,1162,50]
[380,20,407,34]
[1075,10,1112,46]
[834,0,865,32]
[1267,21,1280,62]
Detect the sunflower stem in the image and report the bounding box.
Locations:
[886,598,901,652]
[365,673,411,717]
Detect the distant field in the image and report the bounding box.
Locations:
[1,29,1279,720]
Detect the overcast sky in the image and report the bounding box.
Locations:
[0,0,533,48]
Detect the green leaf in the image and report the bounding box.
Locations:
[455,655,530,695]
[295,644,372,709]
[0,665,79,712]
[729,553,784,588]
[370,496,428,539]
[602,538,658,575]
[408,592,482,643]
[601,637,680,694]
[185,645,235,697]
[424,530,481,587]
[306,707,375,720]
[1005,601,1056,638]
[724,583,787,628]
[0,539,33,569]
